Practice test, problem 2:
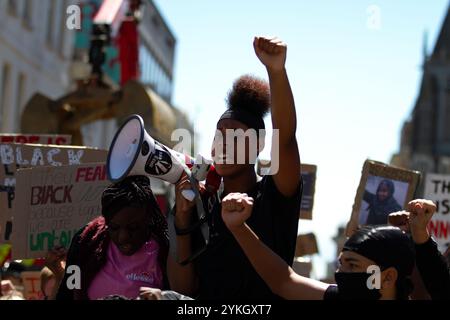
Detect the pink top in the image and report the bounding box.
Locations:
[87,239,164,300]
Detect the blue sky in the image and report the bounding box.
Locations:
[154,0,449,279]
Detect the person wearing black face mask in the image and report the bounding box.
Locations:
[328,226,415,300]
[221,195,448,300]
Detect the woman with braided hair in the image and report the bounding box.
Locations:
[54,175,173,300]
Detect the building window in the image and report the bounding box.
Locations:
[139,45,173,101]
[58,0,68,57]
[46,0,56,49]
[152,15,160,28]
[7,0,17,16]
[1,64,11,130]
[15,73,26,132]
[22,0,33,29]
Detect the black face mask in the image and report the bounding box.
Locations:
[335,272,382,300]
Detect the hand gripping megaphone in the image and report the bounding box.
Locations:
[107,115,221,264]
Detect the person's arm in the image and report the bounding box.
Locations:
[1,280,15,296]
[389,200,450,300]
[166,174,198,296]
[407,200,450,300]
[414,238,450,300]
[363,190,375,204]
[253,37,301,197]
[44,246,67,300]
[55,230,83,300]
[222,193,329,300]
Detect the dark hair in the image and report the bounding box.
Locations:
[1,261,25,279]
[102,176,158,219]
[97,294,130,300]
[74,176,169,299]
[344,226,415,300]
[377,179,395,198]
[101,175,169,263]
[226,74,270,118]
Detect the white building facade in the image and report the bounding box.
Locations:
[0,0,77,133]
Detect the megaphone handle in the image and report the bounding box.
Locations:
[179,164,210,244]
[181,189,195,202]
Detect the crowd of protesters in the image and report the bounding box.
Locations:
[1,36,449,301]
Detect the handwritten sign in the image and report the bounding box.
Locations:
[11,163,110,259]
[0,143,107,243]
[0,134,71,145]
[424,174,450,253]
[21,271,43,300]
[295,233,319,257]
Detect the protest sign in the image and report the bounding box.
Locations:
[257,160,317,220]
[0,134,71,145]
[299,164,317,220]
[0,143,107,243]
[424,174,450,253]
[11,163,109,259]
[295,233,319,257]
[21,271,42,300]
[346,160,421,237]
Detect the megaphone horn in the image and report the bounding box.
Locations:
[107,114,191,180]
[107,114,220,201]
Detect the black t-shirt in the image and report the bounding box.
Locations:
[323,285,339,300]
[193,175,302,299]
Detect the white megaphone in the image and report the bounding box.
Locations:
[107,114,221,201]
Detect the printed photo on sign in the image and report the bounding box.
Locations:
[346,160,421,237]
[358,175,408,225]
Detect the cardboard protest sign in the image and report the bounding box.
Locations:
[346,160,421,237]
[424,174,450,253]
[11,163,109,259]
[257,160,317,220]
[0,134,71,145]
[292,259,312,277]
[299,164,317,220]
[295,233,319,257]
[0,143,107,243]
[21,271,43,300]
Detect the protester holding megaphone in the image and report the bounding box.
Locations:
[170,36,303,299]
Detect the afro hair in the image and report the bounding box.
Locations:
[226,74,270,118]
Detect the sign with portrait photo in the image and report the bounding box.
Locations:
[346,160,421,237]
